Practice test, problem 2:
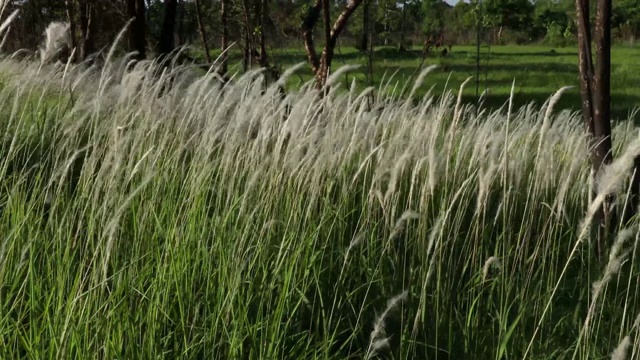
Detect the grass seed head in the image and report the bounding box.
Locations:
[611,335,631,360]
[482,256,501,281]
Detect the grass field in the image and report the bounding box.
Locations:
[206,44,640,121]
[0,43,640,359]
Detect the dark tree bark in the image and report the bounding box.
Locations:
[258,0,269,67]
[177,0,185,46]
[242,0,252,72]
[398,0,407,52]
[158,0,177,57]
[252,0,262,60]
[366,8,374,87]
[360,0,369,52]
[302,0,363,89]
[77,0,95,61]
[65,0,77,56]
[193,0,211,63]
[127,0,146,60]
[302,0,322,75]
[575,0,615,259]
[219,0,228,76]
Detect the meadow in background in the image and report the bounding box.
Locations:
[196,44,640,122]
[1,21,640,360]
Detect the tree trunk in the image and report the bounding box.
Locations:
[219,0,228,76]
[158,0,177,57]
[367,9,374,87]
[177,0,185,46]
[78,0,89,60]
[242,0,252,72]
[398,0,407,52]
[82,0,96,60]
[302,0,322,76]
[127,0,146,61]
[317,0,332,85]
[383,7,389,46]
[575,0,615,259]
[302,0,363,89]
[361,0,369,52]
[593,0,613,181]
[250,0,267,67]
[259,0,269,67]
[65,0,77,58]
[194,0,211,63]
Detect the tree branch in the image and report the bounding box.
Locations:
[302,0,322,73]
[330,0,363,42]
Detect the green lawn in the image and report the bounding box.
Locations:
[203,44,640,121]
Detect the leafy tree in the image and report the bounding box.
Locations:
[613,0,640,42]
[482,0,534,43]
[128,0,147,60]
[421,0,448,36]
[449,1,475,43]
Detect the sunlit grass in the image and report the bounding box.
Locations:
[0,49,639,359]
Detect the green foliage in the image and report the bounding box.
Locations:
[613,0,640,42]
[421,0,447,35]
[544,21,566,47]
[482,0,535,31]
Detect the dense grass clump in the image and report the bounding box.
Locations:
[0,53,640,359]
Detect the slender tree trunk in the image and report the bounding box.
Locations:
[194,0,211,63]
[302,0,363,89]
[250,0,273,77]
[78,0,89,60]
[65,0,77,58]
[78,0,90,60]
[83,0,96,60]
[177,0,185,46]
[367,10,374,88]
[259,0,268,66]
[241,0,253,72]
[317,0,331,85]
[158,0,177,57]
[593,0,613,181]
[219,0,228,76]
[383,7,389,46]
[362,0,373,85]
[361,0,369,51]
[575,0,615,259]
[398,0,407,52]
[127,0,146,61]
[302,0,322,76]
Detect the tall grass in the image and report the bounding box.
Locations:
[0,45,640,359]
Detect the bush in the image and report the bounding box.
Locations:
[544,21,566,47]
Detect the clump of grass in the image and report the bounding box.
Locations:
[366,290,409,359]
